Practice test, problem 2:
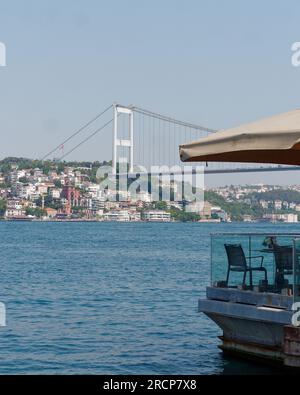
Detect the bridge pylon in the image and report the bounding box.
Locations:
[112,103,134,175]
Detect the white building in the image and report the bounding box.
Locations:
[282,213,298,223]
[12,182,36,199]
[274,200,282,210]
[5,199,25,218]
[263,213,298,223]
[23,184,36,199]
[104,210,130,222]
[5,208,26,218]
[50,188,61,199]
[87,184,101,198]
[10,170,27,183]
[144,210,171,222]
[92,197,105,215]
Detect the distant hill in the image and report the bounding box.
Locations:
[246,189,300,204]
[0,157,111,175]
[205,191,264,221]
[0,157,112,185]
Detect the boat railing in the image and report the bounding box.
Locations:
[210,233,300,304]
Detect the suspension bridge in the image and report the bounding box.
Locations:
[41,103,300,175]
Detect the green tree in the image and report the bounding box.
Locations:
[0,199,6,217]
[169,207,201,222]
[153,201,168,210]
[204,191,264,221]
[54,179,62,188]
[35,195,63,210]
[25,207,46,218]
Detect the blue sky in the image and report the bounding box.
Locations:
[1,0,300,185]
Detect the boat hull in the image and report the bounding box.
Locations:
[199,287,300,367]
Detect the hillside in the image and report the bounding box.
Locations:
[205,191,264,221]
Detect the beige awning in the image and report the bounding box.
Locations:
[179,109,300,166]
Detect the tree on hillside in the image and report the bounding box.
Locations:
[0,199,6,217]
[247,189,300,204]
[204,191,264,221]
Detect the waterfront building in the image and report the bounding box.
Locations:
[263,213,298,223]
[212,207,228,222]
[45,208,58,218]
[284,213,298,223]
[104,210,130,222]
[91,197,105,216]
[129,211,141,221]
[144,210,171,222]
[62,185,80,207]
[5,199,25,218]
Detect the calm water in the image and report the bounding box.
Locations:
[0,221,298,375]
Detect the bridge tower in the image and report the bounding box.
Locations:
[112,104,134,175]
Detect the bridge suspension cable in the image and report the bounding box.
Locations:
[41,102,300,173]
[132,106,217,133]
[41,104,113,161]
[58,117,114,161]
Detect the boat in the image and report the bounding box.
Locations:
[179,109,300,367]
[199,232,300,367]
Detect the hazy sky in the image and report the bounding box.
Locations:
[1,0,300,186]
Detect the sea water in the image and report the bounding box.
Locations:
[0,221,295,374]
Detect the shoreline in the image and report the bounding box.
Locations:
[1,217,228,223]
[0,218,297,224]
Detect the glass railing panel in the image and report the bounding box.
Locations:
[211,233,300,294]
[211,234,250,288]
[273,235,294,294]
[293,238,300,303]
[248,234,275,292]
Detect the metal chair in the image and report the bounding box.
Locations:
[273,245,293,291]
[224,244,267,287]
